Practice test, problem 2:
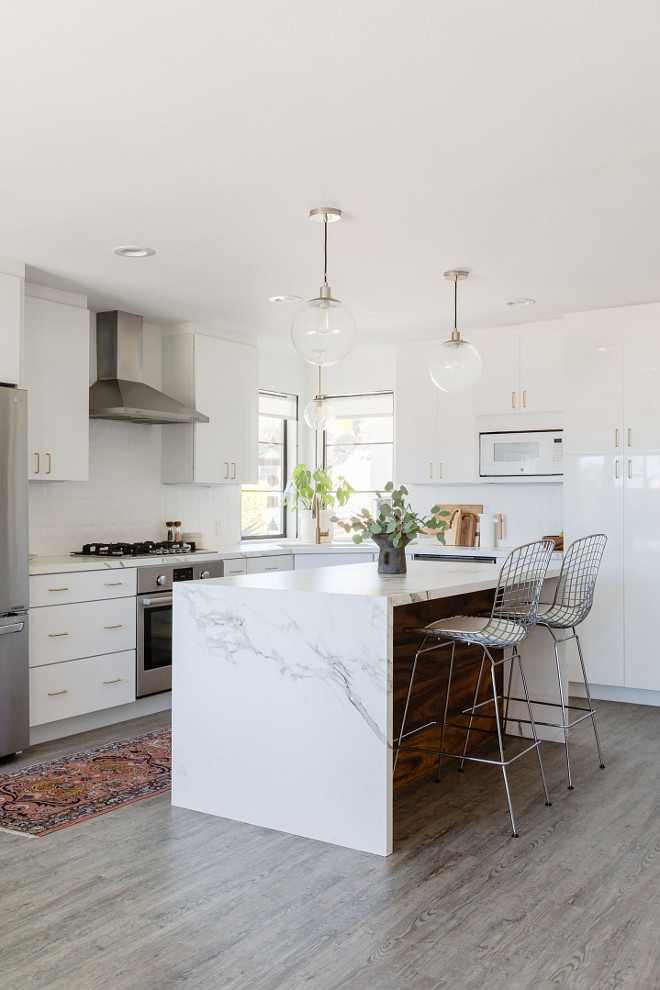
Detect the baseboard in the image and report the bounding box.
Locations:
[569,682,660,708]
[29,693,172,746]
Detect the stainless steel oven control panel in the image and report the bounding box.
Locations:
[136,560,224,594]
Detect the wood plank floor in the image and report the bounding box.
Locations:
[1,701,660,989]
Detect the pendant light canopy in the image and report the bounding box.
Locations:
[291,207,357,366]
[430,270,483,393]
[303,366,337,430]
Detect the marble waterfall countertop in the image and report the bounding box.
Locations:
[171,555,561,856]
[188,558,561,607]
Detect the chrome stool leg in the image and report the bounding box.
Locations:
[574,627,605,769]
[487,649,518,838]
[435,641,456,782]
[393,637,425,774]
[516,650,551,808]
[459,649,487,772]
[549,627,574,789]
[502,648,516,738]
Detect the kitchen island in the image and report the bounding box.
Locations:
[172,559,561,855]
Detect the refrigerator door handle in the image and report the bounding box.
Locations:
[0,622,25,636]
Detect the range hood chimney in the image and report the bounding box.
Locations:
[89,311,209,425]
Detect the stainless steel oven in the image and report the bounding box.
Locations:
[136,560,224,697]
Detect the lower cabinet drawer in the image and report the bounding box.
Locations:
[246,555,294,575]
[30,597,136,667]
[29,651,136,726]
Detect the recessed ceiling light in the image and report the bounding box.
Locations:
[269,295,303,303]
[113,246,156,258]
[503,297,535,307]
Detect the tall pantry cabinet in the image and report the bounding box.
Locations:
[562,307,660,692]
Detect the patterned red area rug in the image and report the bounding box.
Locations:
[0,727,171,837]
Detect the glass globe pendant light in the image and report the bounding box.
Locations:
[430,270,483,393]
[291,207,357,366]
[303,366,337,430]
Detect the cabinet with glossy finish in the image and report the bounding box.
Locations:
[472,326,564,418]
[23,295,90,481]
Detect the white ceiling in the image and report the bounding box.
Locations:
[2,0,660,346]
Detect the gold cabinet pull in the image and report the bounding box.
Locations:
[45,452,52,475]
[47,689,68,696]
[615,459,620,479]
[628,428,632,447]
[104,582,123,587]
[103,678,122,684]
[231,462,237,480]
[628,459,632,479]
[438,462,443,479]
[523,390,527,408]
[429,461,433,479]
[615,428,620,447]
[511,391,516,409]
[48,587,69,592]
[104,624,122,629]
[264,566,278,571]
[228,568,244,574]
[48,632,69,637]
[34,452,40,474]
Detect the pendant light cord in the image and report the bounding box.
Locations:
[454,275,458,332]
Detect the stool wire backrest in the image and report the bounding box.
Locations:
[545,533,608,627]
[487,539,556,644]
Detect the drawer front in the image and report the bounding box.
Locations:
[246,555,294,575]
[30,569,137,607]
[222,559,248,576]
[30,650,136,726]
[30,597,136,667]
[294,552,376,569]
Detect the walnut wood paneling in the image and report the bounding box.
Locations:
[393,588,504,789]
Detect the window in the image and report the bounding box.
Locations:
[241,391,297,540]
[323,392,394,524]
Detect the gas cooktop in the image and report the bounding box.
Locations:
[71,541,211,558]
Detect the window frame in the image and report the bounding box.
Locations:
[240,390,298,542]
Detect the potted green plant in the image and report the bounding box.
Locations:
[333,482,449,574]
[282,464,354,543]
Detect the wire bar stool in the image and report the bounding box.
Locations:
[503,533,607,789]
[395,539,555,838]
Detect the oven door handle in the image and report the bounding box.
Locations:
[140,595,174,607]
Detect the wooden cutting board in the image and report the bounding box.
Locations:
[421,504,483,546]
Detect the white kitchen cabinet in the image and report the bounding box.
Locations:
[472,327,564,418]
[0,273,22,385]
[222,559,248,576]
[161,333,258,485]
[30,569,137,607]
[23,295,90,481]
[246,555,294,575]
[28,569,137,727]
[564,450,660,691]
[563,311,660,455]
[30,651,136,726]
[29,596,136,667]
[394,342,476,485]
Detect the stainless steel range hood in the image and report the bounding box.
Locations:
[89,311,209,425]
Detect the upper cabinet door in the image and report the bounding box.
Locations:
[394,343,439,485]
[472,334,519,416]
[23,296,90,482]
[519,331,564,413]
[623,314,660,451]
[562,321,624,454]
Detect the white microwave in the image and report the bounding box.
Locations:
[479,430,563,478]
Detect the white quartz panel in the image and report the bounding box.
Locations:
[172,583,392,855]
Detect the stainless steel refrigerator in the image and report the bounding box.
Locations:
[0,386,29,758]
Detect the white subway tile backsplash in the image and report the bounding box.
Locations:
[28,420,241,555]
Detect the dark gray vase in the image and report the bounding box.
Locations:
[372,534,410,575]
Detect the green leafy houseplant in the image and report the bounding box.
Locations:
[333,483,449,574]
[282,464,354,512]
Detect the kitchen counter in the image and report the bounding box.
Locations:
[171,559,561,856]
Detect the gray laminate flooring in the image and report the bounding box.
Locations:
[1,701,659,990]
